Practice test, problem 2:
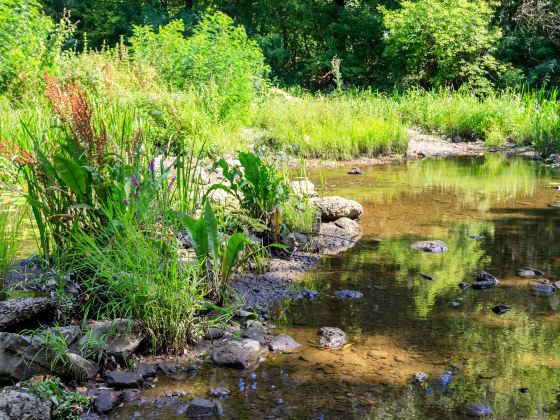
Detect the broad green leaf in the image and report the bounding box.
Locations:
[53,155,89,199]
[221,232,249,282]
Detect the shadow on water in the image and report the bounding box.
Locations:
[114,155,560,419]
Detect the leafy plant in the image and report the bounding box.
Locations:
[26,377,90,420]
[179,201,250,304]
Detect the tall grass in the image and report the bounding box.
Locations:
[0,208,21,288]
[253,93,408,159]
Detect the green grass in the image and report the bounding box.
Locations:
[0,207,21,287]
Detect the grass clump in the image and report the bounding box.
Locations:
[26,377,90,420]
[0,208,21,287]
[253,93,408,159]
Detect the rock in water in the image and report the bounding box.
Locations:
[211,339,264,369]
[209,387,230,398]
[334,290,363,299]
[531,284,555,294]
[518,267,544,277]
[410,240,448,253]
[472,271,499,290]
[318,327,347,349]
[469,404,493,416]
[347,167,363,175]
[0,389,52,420]
[491,304,510,315]
[268,334,300,352]
[291,289,319,300]
[312,196,363,221]
[93,389,124,414]
[106,371,144,389]
[290,179,316,197]
[186,398,222,418]
[0,298,56,332]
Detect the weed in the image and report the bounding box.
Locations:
[26,377,90,420]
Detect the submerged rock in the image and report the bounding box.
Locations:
[518,267,544,277]
[312,196,363,221]
[468,404,493,416]
[491,304,510,315]
[472,271,499,290]
[410,240,448,253]
[106,371,144,389]
[186,397,223,418]
[318,327,347,349]
[334,290,363,299]
[209,387,230,398]
[291,289,319,300]
[531,284,555,294]
[0,389,52,420]
[0,297,56,332]
[268,334,300,352]
[211,339,264,369]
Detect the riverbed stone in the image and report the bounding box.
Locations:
[312,196,363,221]
[203,327,225,340]
[318,327,347,349]
[518,267,544,277]
[0,389,52,420]
[66,352,99,380]
[290,179,316,197]
[0,297,56,332]
[531,284,555,294]
[268,334,300,352]
[468,404,493,416]
[209,387,230,398]
[211,339,264,369]
[347,167,363,175]
[491,304,510,315]
[106,371,144,389]
[333,217,360,233]
[410,240,448,253]
[291,289,319,300]
[186,397,222,418]
[413,372,428,384]
[334,290,363,299]
[93,389,124,414]
[472,271,499,290]
[134,363,157,379]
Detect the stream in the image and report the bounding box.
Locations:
[110,154,560,419]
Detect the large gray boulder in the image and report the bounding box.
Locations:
[0,332,98,384]
[211,339,265,369]
[0,389,52,420]
[0,298,56,332]
[312,196,363,221]
[70,319,143,363]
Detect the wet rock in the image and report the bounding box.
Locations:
[334,290,363,299]
[106,371,144,389]
[308,220,362,255]
[410,240,448,253]
[458,282,470,290]
[203,327,225,340]
[186,397,223,418]
[347,167,363,175]
[209,387,230,398]
[0,297,56,332]
[290,179,316,197]
[312,196,363,222]
[157,363,182,375]
[491,304,510,315]
[66,352,99,380]
[134,363,157,379]
[93,389,124,414]
[531,284,555,294]
[518,267,544,277]
[0,389,52,419]
[413,372,428,384]
[70,319,143,363]
[468,404,493,416]
[268,334,300,352]
[291,289,319,300]
[242,322,271,345]
[472,271,499,290]
[333,217,359,233]
[318,327,347,349]
[211,339,264,369]
[553,281,560,290]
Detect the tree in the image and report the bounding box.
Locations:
[381,0,504,89]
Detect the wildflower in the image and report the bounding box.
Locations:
[149,159,155,174]
[131,175,139,187]
[168,176,176,191]
[123,198,130,206]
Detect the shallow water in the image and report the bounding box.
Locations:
[46,155,560,418]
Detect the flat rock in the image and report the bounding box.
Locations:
[347,167,363,175]
[318,327,346,349]
[491,304,510,315]
[66,352,99,380]
[312,196,363,222]
[518,267,544,277]
[469,404,493,416]
[0,298,56,333]
[268,334,300,352]
[410,240,448,253]
[472,271,499,290]
[531,284,555,294]
[106,371,143,389]
[203,327,225,340]
[186,397,222,418]
[209,387,230,398]
[334,290,363,299]
[211,339,264,369]
[134,363,157,379]
[93,389,123,414]
[291,289,319,300]
[333,217,359,233]
[0,389,52,420]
